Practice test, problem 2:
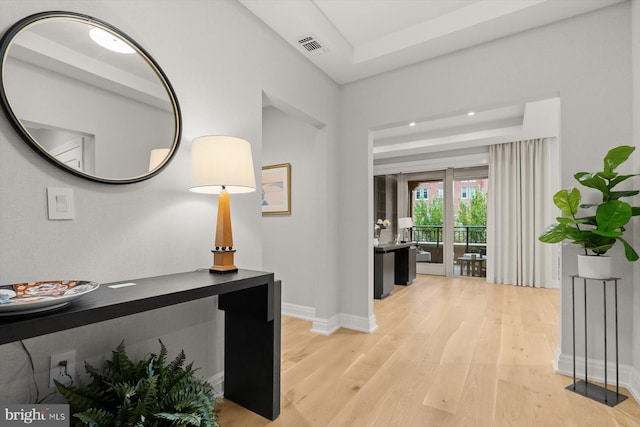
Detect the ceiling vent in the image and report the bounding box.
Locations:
[297,34,326,56]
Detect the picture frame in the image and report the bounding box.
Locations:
[261,163,291,215]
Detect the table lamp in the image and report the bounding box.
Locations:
[189,135,256,273]
[398,217,414,242]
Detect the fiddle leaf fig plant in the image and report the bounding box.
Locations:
[539,145,640,261]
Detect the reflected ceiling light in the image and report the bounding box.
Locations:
[467,111,475,116]
[89,27,135,54]
[409,122,416,126]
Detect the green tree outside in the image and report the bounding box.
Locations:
[413,197,443,226]
[455,191,487,226]
[413,190,487,244]
[455,190,487,244]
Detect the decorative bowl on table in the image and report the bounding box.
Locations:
[0,280,99,315]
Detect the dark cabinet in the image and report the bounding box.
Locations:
[395,246,416,285]
[374,243,416,299]
[374,251,395,299]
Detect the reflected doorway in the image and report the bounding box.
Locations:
[24,120,96,174]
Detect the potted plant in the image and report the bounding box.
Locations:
[539,145,639,278]
[374,218,391,245]
[55,340,220,427]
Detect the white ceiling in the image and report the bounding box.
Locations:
[240,0,624,85]
[242,1,618,172]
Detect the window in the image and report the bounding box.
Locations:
[423,188,428,199]
[470,187,476,198]
[438,188,443,198]
[461,187,468,199]
[415,189,421,199]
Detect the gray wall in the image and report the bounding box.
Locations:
[0,0,339,402]
[338,1,637,393]
[262,106,318,311]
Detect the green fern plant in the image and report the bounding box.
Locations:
[55,340,220,427]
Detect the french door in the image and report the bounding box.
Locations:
[409,169,452,276]
[408,167,488,277]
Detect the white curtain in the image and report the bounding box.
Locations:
[487,139,553,287]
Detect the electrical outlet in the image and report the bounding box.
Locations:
[49,350,76,388]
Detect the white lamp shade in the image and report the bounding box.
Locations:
[398,217,414,228]
[189,135,256,194]
[148,148,171,171]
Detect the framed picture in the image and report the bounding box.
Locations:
[261,163,291,215]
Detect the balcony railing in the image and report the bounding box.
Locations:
[413,225,486,252]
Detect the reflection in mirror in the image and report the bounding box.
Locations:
[0,12,181,183]
[23,121,96,174]
[149,148,170,172]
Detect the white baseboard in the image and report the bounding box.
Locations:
[282,302,316,321]
[630,366,640,404]
[311,313,378,335]
[340,313,378,333]
[281,301,378,336]
[207,371,225,397]
[555,350,637,403]
[311,315,341,335]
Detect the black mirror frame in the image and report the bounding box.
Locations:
[0,11,182,184]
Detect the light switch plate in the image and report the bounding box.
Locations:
[47,187,75,220]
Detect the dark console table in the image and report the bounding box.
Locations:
[374,242,416,299]
[0,269,281,420]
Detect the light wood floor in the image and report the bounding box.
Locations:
[219,275,640,426]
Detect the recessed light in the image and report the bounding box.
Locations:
[89,27,135,54]
[409,122,416,126]
[467,111,475,116]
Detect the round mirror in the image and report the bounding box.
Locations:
[0,11,181,184]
